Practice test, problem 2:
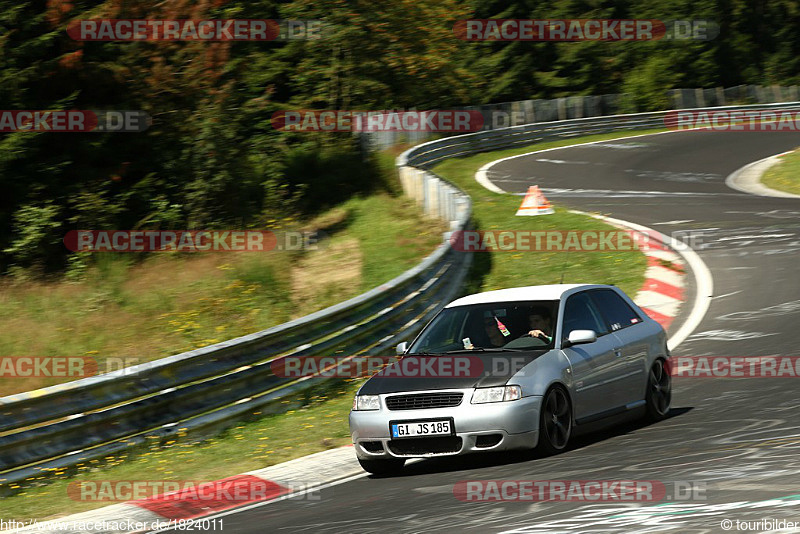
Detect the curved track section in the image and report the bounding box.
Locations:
[170,130,800,534]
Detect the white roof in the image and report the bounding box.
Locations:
[445,284,606,308]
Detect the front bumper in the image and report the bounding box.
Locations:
[349,389,542,459]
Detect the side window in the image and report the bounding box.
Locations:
[590,289,642,332]
[562,292,609,337]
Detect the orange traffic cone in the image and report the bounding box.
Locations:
[515,185,554,216]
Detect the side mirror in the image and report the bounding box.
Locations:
[565,329,597,347]
[396,342,408,355]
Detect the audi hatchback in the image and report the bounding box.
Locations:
[349,284,671,474]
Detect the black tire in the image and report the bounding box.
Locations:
[536,386,572,456]
[645,359,671,422]
[358,457,405,475]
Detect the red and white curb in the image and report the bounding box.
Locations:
[476,137,712,350]
[634,246,686,331]
[568,211,686,330]
[7,447,363,534]
[571,210,713,351]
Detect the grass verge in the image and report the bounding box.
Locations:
[2,127,659,520]
[432,129,661,296]
[760,147,800,195]
[0,193,445,396]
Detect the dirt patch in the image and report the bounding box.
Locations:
[121,253,232,294]
[290,238,363,316]
[301,207,351,233]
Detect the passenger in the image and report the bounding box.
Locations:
[483,315,507,347]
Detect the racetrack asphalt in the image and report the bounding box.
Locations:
[162,130,800,534]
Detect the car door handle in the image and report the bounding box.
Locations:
[614,348,622,357]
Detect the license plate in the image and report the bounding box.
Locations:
[391,419,451,438]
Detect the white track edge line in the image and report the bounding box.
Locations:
[476,129,686,188]
[472,129,713,352]
[569,211,713,352]
[724,150,800,198]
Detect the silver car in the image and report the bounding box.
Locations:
[349,283,671,474]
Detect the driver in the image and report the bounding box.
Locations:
[524,307,553,343]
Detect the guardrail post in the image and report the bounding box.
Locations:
[423,172,431,215]
[455,196,467,224]
[437,180,444,219]
[446,188,454,223]
[397,166,410,196]
[415,168,425,206]
[427,174,434,217]
[695,88,705,107]
[429,173,439,218]
[521,99,533,123]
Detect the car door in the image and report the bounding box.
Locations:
[559,291,624,421]
[588,289,648,407]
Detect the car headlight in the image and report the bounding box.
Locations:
[471,385,522,404]
[352,395,380,411]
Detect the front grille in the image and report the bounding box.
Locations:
[389,437,463,456]
[385,392,463,411]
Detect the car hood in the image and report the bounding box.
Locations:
[357,350,549,395]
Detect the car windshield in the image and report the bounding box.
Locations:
[408,300,559,353]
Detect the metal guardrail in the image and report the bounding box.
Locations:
[397,102,800,169]
[0,179,472,488]
[3,100,798,489]
[365,84,800,151]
